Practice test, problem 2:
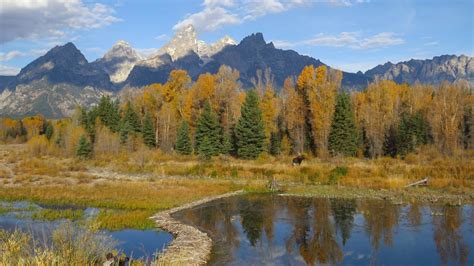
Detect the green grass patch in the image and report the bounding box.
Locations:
[94,209,156,231]
[32,208,84,221]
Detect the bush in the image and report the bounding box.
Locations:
[328,166,348,185]
[27,135,50,156]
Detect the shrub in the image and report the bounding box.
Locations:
[27,135,50,156]
[328,166,348,185]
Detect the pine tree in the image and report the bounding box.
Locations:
[123,102,141,133]
[176,121,192,155]
[328,93,359,156]
[120,119,131,144]
[96,96,120,132]
[45,122,54,140]
[398,112,431,156]
[76,135,92,158]
[195,102,222,158]
[234,90,265,159]
[269,132,281,155]
[142,113,156,148]
[221,131,232,155]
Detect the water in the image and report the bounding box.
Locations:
[172,194,474,266]
[0,202,172,260]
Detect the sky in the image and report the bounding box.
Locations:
[0,0,473,75]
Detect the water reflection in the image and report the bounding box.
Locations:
[172,194,474,266]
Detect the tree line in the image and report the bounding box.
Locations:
[1,64,472,159]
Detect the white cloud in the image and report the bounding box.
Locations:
[0,48,50,62]
[0,0,120,44]
[0,51,25,62]
[174,7,240,32]
[174,0,364,32]
[0,65,21,75]
[359,32,404,49]
[274,32,404,49]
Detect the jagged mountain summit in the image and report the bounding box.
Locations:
[0,30,472,119]
[138,24,236,68]
[155,24,236,60]
[126,32,370,89]
[0,43,113,118]
[92,40,143,83]
[365,55,474,87]
[14,42,112,89]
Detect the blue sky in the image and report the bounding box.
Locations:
[0,0,472,75]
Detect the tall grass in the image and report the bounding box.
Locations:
[0,222,117,265]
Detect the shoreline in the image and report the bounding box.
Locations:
[150,186,473,264]
[283,185,474,205]
[150,190,244,265]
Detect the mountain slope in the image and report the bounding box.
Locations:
[0,43,113,118]
[92,40,142,83]
[365,55,473,87]
[126,32,370,89]
[15,42,112,89]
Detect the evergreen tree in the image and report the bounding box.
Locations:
[45,122,54,140]
[120,119,131,144]
[142,113,156,148]
[269,132,281,156]
[120,102,141,143]
[383,125,398,157]
[176,121,192,155]
[76,135,92,158]
[97,96,121,132]
[195,102,222,158]
[234,90,265,159]
[398,112,431,156]
[221,131,232,155]
[123,102,141,133]
[328,93,359,156]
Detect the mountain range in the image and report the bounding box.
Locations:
[0,25,472,118]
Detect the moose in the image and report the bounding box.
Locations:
[292,154,305,166]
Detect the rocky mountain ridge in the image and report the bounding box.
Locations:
[0,27,472,118]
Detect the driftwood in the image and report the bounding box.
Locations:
[404,177,429,188]
[151,190,244,265]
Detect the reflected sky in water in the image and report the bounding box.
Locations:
[172,194,474,266]
[0,202,172,260]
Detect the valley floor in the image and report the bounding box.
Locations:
[0,144,472,214]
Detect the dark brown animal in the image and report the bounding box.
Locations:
[292,154,305,166]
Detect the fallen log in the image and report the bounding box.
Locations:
[404,177,429,188]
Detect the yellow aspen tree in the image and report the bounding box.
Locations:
[428,81,468,154]
[155,70,190,151]
[359,80,405,157]
[214,65,242,134]
[22,115,46,140]
[297,65,340,156]
[255,69,279,147]
[282,77,306,153]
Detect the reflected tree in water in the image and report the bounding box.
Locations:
[285,197,312,259]
[359,200,400,250]
[240,198,265,246]
[432,206,469,266]
[285,198,343,265]
[407,202,423,228]
[331,198,357,245]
